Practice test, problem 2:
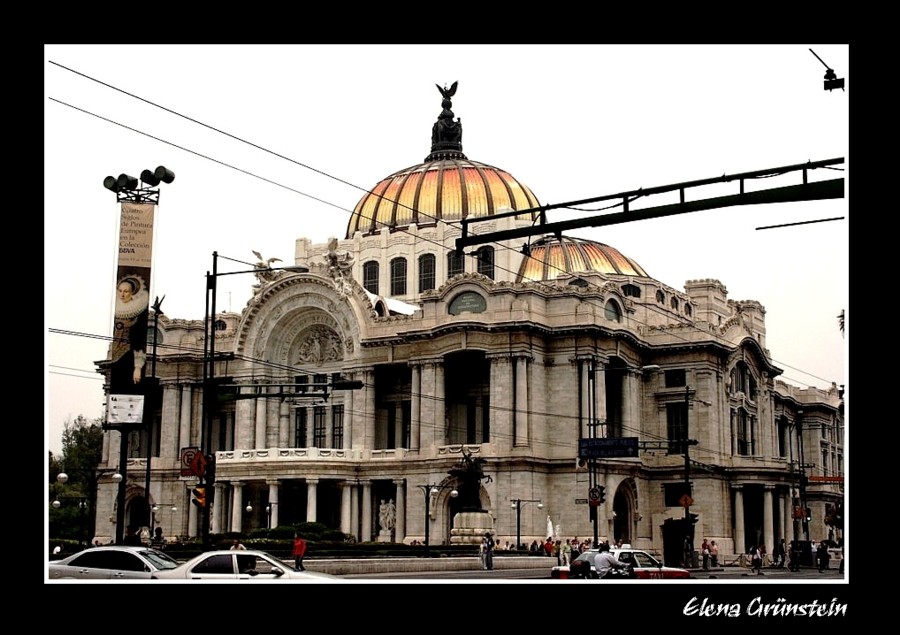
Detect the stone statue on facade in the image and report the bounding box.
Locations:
[251,250,287,286]
[324,237,355,295]
[379,499,396,532]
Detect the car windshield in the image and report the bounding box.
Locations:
[139,549,180,570]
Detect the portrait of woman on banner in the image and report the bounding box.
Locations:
[109,274,149,395]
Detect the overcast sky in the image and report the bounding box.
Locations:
[45,44,848,455]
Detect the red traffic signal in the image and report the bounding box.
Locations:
[191,486,207,509]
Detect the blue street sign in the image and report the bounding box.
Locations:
[578,437,639,459]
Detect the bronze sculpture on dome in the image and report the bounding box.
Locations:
[428,81,465,161]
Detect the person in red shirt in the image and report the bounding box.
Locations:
[292,534,308,571]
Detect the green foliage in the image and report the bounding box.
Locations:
[294,521,329,537]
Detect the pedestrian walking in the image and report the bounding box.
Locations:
[709,540,719,568]
[775,538,786,568]
[292,533,308,571]
[788,540,800,571]
[749,544,763,575]
[817,540,831,572]
[701,539,710,570]
[481,533,495,570]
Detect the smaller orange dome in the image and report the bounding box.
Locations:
[516,235,649,283]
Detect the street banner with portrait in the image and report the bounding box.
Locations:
[108,202,155,414]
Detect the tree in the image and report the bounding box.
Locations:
[49,416,104,543]
[837,309,845,337]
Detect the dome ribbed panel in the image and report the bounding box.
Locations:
[396,170,421,226]
[417,169,440,224]
[439,166,463,222]
[351,178,391,236]
[481,169,512,215]
[461,166,490,219]
[379,175,406,228]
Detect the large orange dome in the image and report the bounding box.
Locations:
[346,158,541,238]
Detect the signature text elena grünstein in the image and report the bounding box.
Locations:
[684,596,847,618]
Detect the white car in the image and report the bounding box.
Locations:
[151,549,339,581]
[49,545,180,580]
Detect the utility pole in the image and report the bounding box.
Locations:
[683,386,693,560]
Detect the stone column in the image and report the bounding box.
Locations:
[255,389,267,449]
[419,362,436,449]
[212,482,226,536]
[434,363,445,446]
[344,374,355,450]
[235,384,255,450]
[306,478,318,523]
[488,355,511,452]
[515,356,529,446]
[782,488,793,543]
[580,359,590,439]
[364,369,376,449]
[732,484,745,554]
[160,384,179,459]
[410,363,421,451]
[179,386,193,452]
[350,484,359,540]
[340,481,353,535]
[267,480,280,528]
[278,398,290,449]
[263,386,277,449]
[231,482,245,534]
[621,369,640,438]
[595,358,608,434]
[763,485,774,557]
[360,480,373,542]
[326,401,334,448]
[394,479,406,543]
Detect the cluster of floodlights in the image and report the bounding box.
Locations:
[103,166,175,193]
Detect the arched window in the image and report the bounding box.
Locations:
[684,303,692,316]
[390,257,407,296]
[363,261,379,295]
[670,296,679,311]
[418,253,436,293]
[476,246,494,280]
[604,299,622,322]
[622,283,641,298]
[447,250,465,279]
[656,290,665,304]
[214,319,227,332]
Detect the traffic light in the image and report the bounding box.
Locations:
[205,454,216,485]
[597,486,606,504]
[805,507,812,522]
[191,486,207,509]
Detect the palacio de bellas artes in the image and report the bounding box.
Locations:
[91,82,844,567]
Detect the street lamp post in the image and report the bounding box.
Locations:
[510,498,543,550]
[265,502,279,532]
[200,251,309,547]
[102,166,174,545]
[415,483,458,556]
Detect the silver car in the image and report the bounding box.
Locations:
[48,545,180,580]
[151,549,339,581]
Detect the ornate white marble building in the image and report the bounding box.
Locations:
[94,85,844,563]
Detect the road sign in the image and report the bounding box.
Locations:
[181,447,200,477]
[679,494,694,508]
[578,437,639,459]
[575,498,588,505]
[588,487,603,506]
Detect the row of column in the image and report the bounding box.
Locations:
[211,478,410,541]
[731,484,794,555]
